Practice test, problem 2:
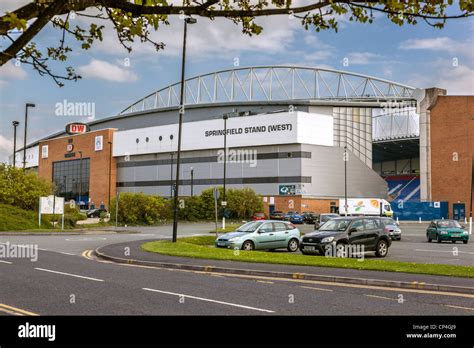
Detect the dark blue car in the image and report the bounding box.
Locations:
[285,211,304,224]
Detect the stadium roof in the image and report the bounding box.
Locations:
[120,65,417,115]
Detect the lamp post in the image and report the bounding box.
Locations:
[344,146,348,216]
[190,167,194,197]
[170,152,174,198]
[22,103,35,169]
[108,141,113,211]
[172,16,197,243]
[223,114,228,204]
[78,151,83,209]
[12,121,19,167]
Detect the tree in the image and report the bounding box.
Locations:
[1,1,472,86]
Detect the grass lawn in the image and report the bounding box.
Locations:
[0,203,50,231]
[141,235,474,278]
[208,223,242,234]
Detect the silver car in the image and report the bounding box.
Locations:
[215,220,301,252]
[381,217,402,241]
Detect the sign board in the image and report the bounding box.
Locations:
[279,185,296,195]
[41,145,48,159]
[434,202,441,208]
[40,195,64,214]
[65,123,90,135]
[95,135,103,151]
[221,201,227,206]
[213,187,220,200]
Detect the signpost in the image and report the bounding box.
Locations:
[39,196,65,230]
[65,123,90,135]
[213,188,219,237]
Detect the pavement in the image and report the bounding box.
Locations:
[0,221,473,316]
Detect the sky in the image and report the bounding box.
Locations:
[0,1,473,163]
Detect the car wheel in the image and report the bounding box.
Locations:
[375,239,388,258]
[241,240,254,251]
[452,240,456,244]
[427,234,432,242]
[437,235,442,243]
[463,240,468,244]
[287,238,299,252]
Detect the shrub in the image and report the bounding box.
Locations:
[110,192,166,225]
[0,164,53,210]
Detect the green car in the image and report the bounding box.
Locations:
[426,219,469,244]
[215,220,301,251]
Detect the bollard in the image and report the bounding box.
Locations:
[419,217,421,223]
[396,216,399,224]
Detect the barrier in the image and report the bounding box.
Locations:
[391,201,448,221]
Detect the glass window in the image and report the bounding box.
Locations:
[350,219,365,231]
[273,222,287,231]
[259,223,274,233]
[52,158,90,206]
[364,219,378,230]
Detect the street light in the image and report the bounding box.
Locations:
[190,167,194,197]
[344,146,348,216]
[172,16,197,243]
[23,103,35,169]
[170,151,174,198]
[223,114,228,205]
[12,121,19,167]
[108,141,113,211]
[78,151,83,209]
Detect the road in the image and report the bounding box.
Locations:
[0,222,473,316]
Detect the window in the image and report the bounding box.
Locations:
[273,222,287,231]
[364,219,378,230]
[52,158,90,206]
[259,223,274,233]
[350,219,365,231]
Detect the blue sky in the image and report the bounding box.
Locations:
[0,1,473,162]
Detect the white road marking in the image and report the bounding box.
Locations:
[142,287,275,313]
[444,304,474,312]
[415,249,474,255]
[301,286,333,292]
[60,252,76,256]
[65,237,107,242]
[0,260,12,264]
[364,294,397,301]
[34,268,104,282]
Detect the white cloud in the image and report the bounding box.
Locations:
[0,135,12,164]
[406,61,474,95]
[77,59,138,82]
[0,60,27,80]
[346,52,382,65]
[399,37,474,60]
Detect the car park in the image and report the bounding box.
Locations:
[252,212,266,221]
[283,211,299,221]
[380,217,402,241]
[301,216,392,258]
[215,220,301,252]
[426,219,469,244]
[269,210,285,220]
[287,212,304,224]
[314,213,339,230]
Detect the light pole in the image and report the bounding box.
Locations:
[190,167,194,197]
[12,121,19,167]
[172,16,197,243]
[22,103,35,169]
[78,151,83,209]
[344,146,348,216]
[223,114,228,204]
[108,141,113,210]
[170,152,174,198]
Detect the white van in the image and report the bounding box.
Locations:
[339,198,393,217]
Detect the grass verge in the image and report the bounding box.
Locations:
[141,235,474,278]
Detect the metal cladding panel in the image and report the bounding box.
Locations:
[112,111,333,157]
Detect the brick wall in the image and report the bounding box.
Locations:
[38,129,116,210]
[430,96,474,218]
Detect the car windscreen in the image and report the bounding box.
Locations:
[319,219,351,231]
[437,220,462,228]
[321,215,338,222]
[236,221,264,232]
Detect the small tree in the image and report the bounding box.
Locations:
[110,192,166,225]
[0,164,53,210]
[226,188,264,219]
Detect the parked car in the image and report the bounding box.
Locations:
[426,219,469,244]
[284,211,299,221]
[86,208,107,218]
[302,212,317,224]
[215,220,301,252]
[314,213,339,230]
[380,217,402,241]
[269,210,285,220]
[288,213,304,224]
[300,216,392,258]
[252,212,266,221]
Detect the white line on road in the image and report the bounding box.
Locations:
[142,287,275,313]
[444,304,474,312]
[415,249,474,255]
[300,286,333,292]
[364,294,397,301]
[0,260,12,264]
[60,252,76,256]
[34,268,104,282]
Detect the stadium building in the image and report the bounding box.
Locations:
[11,66,473,219]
